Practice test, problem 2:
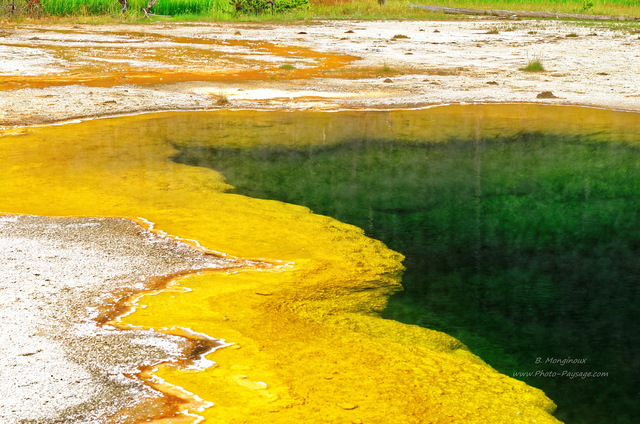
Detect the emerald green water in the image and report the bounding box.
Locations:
[172,109,639,424]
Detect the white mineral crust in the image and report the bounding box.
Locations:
[0,214,246,423]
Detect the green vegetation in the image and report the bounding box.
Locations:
[0,0,300,19]
[1,0,639,21]
[41,0,231,17]
[230,0,308,15]
[173,129,640,424]
[279,63,296,69]
[374,62,403,77]
[521,57,545,72]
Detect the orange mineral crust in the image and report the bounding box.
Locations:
[0,28,356,91]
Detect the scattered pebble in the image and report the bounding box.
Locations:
[339,403,359,410]
[536,91,560,99]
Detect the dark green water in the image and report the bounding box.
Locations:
[173,125,639,423]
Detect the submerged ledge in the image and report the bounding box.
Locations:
[0,108,578,423]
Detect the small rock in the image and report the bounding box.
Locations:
[297,31,307,35]
[486,81,499,85]
[536,91,559,99]
[266,393,280,403]
[232,375,268,390]
[383,78,393,83]
[345,30,354,34]
[339,403,359,410]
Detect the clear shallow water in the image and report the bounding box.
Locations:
[172,108,640,424]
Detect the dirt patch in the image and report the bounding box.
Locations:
[1,19,639,127]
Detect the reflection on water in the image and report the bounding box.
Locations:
[173,108,640,424]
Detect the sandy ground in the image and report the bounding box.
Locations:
[0,19,639,128]
[1,17,638,423]
[0,215,252,423]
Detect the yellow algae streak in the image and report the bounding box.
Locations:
[0,105,617,424]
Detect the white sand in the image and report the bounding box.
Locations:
[0,214,248,423]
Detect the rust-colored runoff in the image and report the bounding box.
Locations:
[0,30,357,91]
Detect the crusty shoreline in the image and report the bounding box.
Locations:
[0,214,249,423]
[1,19,639,129]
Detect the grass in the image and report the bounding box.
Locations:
[2,0,640,22]
[306,0,640,21]
[216,92,230,105]
[520,57,545,72]
[40,0,232,17]
[420,0,640,17]
[375,63,404,76]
